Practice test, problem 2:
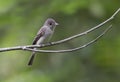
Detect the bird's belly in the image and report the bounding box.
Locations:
[36,37,45,45]
[36,33,52,45]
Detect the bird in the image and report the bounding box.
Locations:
[28,18,59,66]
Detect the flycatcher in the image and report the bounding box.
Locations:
[28,18,59,66]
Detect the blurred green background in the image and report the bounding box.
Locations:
[0,0,120,82]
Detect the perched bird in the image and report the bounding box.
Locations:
[28,18,59,66]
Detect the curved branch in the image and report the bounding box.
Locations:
[23,25,112,53]
[50,8,120,45]
[0,8,119,52]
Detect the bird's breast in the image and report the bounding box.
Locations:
[44,28,53,37]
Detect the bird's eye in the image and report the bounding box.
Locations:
[49,23,52,25]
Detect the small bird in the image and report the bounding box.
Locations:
[28,18,59,66]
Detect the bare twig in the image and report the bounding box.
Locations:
[23,25,112,53]
[50,8,120,45]
[0,8,119,53]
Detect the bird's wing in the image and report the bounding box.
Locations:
[32,27,46,45]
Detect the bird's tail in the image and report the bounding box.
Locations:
[28,51,36,66]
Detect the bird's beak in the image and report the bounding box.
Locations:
[55,22,59,25]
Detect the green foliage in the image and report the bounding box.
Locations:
[0,0,120,82]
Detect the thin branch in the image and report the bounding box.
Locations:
[23,25,112,53]
[0,8,119,52]
[50,8,120,45]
